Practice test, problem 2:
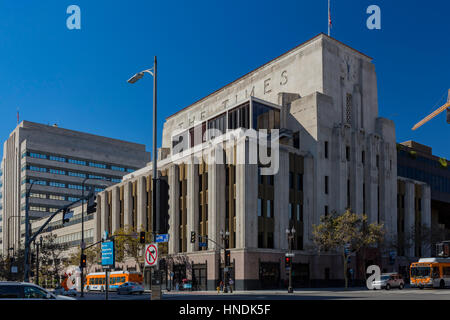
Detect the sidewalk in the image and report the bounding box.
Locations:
[160,287,369,295]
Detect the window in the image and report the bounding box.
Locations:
[293,132,300,149]
[267,200,273,218]
[362,151,365,165]
[68,172,86,178]
[49,194,65,201]
[68,184,82,190]
[376,155,380,168]
[325,176,329,194]
[68,158,86,166]
[289,203,293,220]
[267,175,274,186]
[257,198,262,217]
[49,182,65,188]
[297,174,303,191]
[228,102,250,130]
[29,166,47,173]
[297,203,302,221]
[111,166,125,172]
[49,155,66,162]
[325,205,329,216]
[324,141,329,159]
[29,152,47,159]
[49,169,66,175]
[0,285,21,298]
[346,93,353,124]
[289,172,294,189]
[89,162,106,169]
[346,146,350,161]
[252,102,280,131]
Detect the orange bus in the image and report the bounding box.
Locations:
[410,258,450,289]
[85,271,143,292]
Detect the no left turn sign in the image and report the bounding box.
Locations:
[145,243,158,267]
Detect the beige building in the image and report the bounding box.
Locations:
[0,121,150,256]
[91,33,406,290]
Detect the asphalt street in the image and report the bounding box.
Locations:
[74,288,450,300]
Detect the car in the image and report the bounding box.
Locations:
[117,282,144,295]
[53,286,77,297]
[372,273,405,290]
[0,282,76,300]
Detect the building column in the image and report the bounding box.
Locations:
[137,176,146,231]
[123,182,132,228]
[111,187,120,233]
[404,181,415,257]
[236,137,257,249]
[208,157,225,251]
[168,165,179,254]
[421,184,431,257]
[95,193,103,242]
[303,155,315,246]
[186,159,199,253]
[274,148,289,250]
[100,191,109,236]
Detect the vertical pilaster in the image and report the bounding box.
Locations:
[404,181,415,257]
[274,149,289,250]
[111,187,120,233]
[123,182,132,227]
[168,165,179,254]
[186,159,199,252]
[137,176,146,231]
[421,184,431,257]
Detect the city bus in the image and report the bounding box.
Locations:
[410,258,450,289]
[85,271,143,292]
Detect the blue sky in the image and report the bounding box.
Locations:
[0,0,449,160]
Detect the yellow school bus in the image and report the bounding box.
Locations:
[410,258,450,289]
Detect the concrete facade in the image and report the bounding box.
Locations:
[93,34,403,289]
[0,121,150,255]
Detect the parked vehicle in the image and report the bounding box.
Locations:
[0,282,76,300]
[117,282,144,295]
[53,286,77,297]
[372,273,405,290]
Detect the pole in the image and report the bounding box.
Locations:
[288,234,293,293]
[24,181,36,282]
[80,179,86,298]
[105,269,109,300]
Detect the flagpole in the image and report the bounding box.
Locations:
[328,0,331,36]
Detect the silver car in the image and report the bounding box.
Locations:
[0,282,76,300]
[117,282,144,295]
[372,273,405,290]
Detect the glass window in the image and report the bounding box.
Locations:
[297,174,303,191]
[252,102,280,131]
[49,155,66,162]
[68,158,86,166]
[257,198,262,217]
[0,285,21,298]
[23,286,49,299]
[111,166,125,172]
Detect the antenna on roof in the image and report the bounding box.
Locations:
[17,107,19,125]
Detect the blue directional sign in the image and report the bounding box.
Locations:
[199,242,207,247]
[155,234,169,243]
[101,240,115,267]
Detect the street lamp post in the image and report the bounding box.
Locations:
[24,180,43,282]
[35,235,43,285]
[128,57,159,298]
[220,230,230,293]
[286,227,296,294]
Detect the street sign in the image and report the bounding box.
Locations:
[101,240,115,268]
[199,242,207,247]
[11,266,18,273]
[155,234,169,243]
[145,243,158,267]
[285,253,295,257]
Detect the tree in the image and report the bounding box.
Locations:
[113,225,150,272]
[64,245,101,274]
[312,209,385,289]
[39,233,69,287]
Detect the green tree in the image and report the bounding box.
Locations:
[312,209,385,289]
[113,225,150,272]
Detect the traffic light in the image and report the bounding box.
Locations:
[225,250,231,266]
[447,108,450,124]
[80,254,87,268]
[158,176,170,234]
[285,256,292,268]
[139,231,146,244]
[159,258,166,270]
[62,209,73,224]
[86,189,97,214]
[191,231,196,244]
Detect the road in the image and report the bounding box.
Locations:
[74,288,450,300]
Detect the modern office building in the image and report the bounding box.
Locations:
[0,121,151,256]
[93,33,400,289]
[396,141,450,261]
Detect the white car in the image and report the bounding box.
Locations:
[53,286,77,297]
[0,282,76,300]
